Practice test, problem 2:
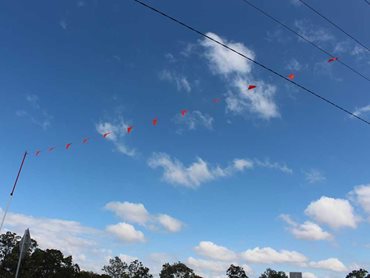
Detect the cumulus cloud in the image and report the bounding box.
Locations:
[303,273,318,278]
[309,258,347,272]
[105,202,150,225]
[304,169,326,184]
[194,241,237,261]
[280,214,333,241]
[157,214,183,233]
[350,184,370,215]
[240,247,307,264]
[106,222,145,243]
[105,201,183,233]
[148,153,292,187]
[199,32,280,120]
[96,118,135,157]
[2,209,112,272]
[159,70,191,92]
[174,110,214,132]
[305,196,360,229]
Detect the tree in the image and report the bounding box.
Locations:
[79,271,110,278]
[102,256,128,278]
[128,260,152,278]
[159,262,197,278]
[227,264,249,278]
[259,268,288,278]
[346,269,370,278]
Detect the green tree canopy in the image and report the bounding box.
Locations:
[227,264,249,278]
[102,256,153,278]
[259,268,288,278]
[159,262,198,278]
[346,269,370,278]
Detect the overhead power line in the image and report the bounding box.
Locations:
[298,0,370,53]
[239,0,370,83]
[131,0,370,126]
[364,0,370,5]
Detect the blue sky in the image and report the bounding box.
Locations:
[1,0,370,277]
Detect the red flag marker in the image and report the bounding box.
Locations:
[248,85,256,90]
[66,143,72,150]
[212,98,221,103]
[82,138,89,144]
[35,150,41,156]
[127,126,133,134]
[152,118,158,126]
[181,109,188,117]
[103,132,111,138]
[48,147,55,152]
[288,73,295,80]
[328,57,338,63]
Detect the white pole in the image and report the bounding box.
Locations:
[15,232,26,278]
[0,195,13,234]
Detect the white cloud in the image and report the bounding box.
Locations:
[96,118,135,157]
[105,201,183,233]
[174,110,214,132]
[148,153,292,187]
[105,202,150,225]
[303,272,318,278]
[305,196,360,229]
[119,253,138,263]
[353,105,370,117]
[106,222,145,243]
[157,214,183,233]
[148,153,227,188]
[309,258,347,272]
[226,77,279,120]
[350,184,370,215]
[200,32,255,76]
[16,94,53,130]
[199,32,280,120]
[194,241,237,261]
[2,209,111,273]
[240,247,307,264]
[280,214,333,241]
[304,169,326,184]
[187,257,232,274]
[286,58,304,72]
[159,70,191,92]
[294,20,334,44]
[59,19,68,30]
[254,159,293,174]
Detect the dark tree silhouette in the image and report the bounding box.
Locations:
[227,264,249,278]
[259,268,288,278]
[346,269,370,278]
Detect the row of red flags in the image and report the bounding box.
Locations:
[33,57,338,156]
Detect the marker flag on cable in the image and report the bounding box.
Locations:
[328,57,338,63]
[103,132,111,138]
[66,143,72,150]
[152,118,158,126]
[288,73,295,80]
[82,138,89,144]
[127,126,133,134]
[181,109,188,117]
[35,150,41,156]
[212,98,221,103]
[48,147,55,152]
[248,85,256,90]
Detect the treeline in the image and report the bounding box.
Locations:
[0,231,369,278]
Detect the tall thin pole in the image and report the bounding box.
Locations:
[15,233,26,278]
[0,151,28,234]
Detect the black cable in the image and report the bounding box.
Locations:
[364,0,370,5]
[131,0,370,126]
[239,0,370,83]
[298,0,370,52]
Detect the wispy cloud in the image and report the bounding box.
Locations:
[148,153,291,188]
[95,117,136,157]
[304,169,326,184]
[173,110,214,133]
[294,20,334,44]
[200,32,280,120]
[159,70,191,92]
[16,94,53,130]
[353,104,370,117]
